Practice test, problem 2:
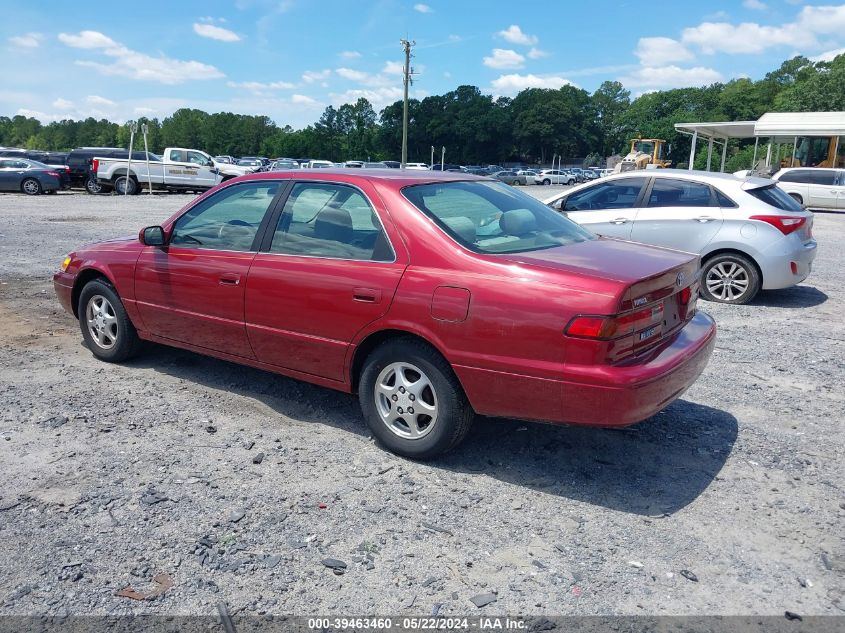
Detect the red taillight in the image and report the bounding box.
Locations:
[679,286,692,306]
[46,171,59,177]
[92,158,99,174]
[565,316,616,339]
[750,215,806,235]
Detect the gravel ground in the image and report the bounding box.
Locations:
[0,188,843,618]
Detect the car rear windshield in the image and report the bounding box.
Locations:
[402,180,594,254]
[748,184,804,212]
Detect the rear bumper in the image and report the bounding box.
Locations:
[759,238,818,290]
[456,312,716,427]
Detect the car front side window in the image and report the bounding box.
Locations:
[563,178,647,211]
[270,182,393,261]
[170,181,280,251]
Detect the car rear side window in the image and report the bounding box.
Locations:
[647,178,715,208]
[714,188,737,207]
[269,182,393,261]
[563,177,647,211]
[170,181,280,251]
[747,184,804,212]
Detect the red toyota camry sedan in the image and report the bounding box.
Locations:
[54,170,716,458]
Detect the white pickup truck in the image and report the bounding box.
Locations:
[94,147,251,195]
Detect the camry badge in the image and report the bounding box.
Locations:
[676,272,686,286]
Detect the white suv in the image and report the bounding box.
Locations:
[534,169,575,185]
[773,167,845,211]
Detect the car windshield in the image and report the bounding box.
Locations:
[403,180,594,254]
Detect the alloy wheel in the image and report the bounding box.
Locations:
[86,295,119,349]
[374,362,438,440]
[22,179,40,195]
[706,261,750,302]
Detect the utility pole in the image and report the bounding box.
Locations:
[400,38,415,168]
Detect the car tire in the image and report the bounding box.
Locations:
[359,338,474,459]
[788,192,804,206]
[114,175,138,195]
[542,179,551,185]
[700,253,761,305]
[85,176,105,195]
[21,178,42,195]
[78,279,142,363]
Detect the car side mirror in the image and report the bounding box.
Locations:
[550,197,566,211]
[140,225,166,246]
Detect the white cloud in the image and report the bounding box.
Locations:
[414,3,433,13]
[329,87,403,109]
[527,47,549,59]
[483,48,525,69]
[228,80,297,92]
[86,95,116,107]
[52,98,73,109]
[743,0,768,9]
[619,65,723,89]
[812,46,845,61]
[58,30,224,84]
[9,32,43,48]
[193,23,241,42]
[382,60,404,74]
[336,67,370,81]
[302,69,331,83]
[681,5,845,55]
[491,73,573,95]
[635,37,693,66]
[340,50,361,59]
[291,94,319,105]
[497,25,538,46]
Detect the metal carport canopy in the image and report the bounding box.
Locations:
[754,111,845,137]
[674,121,757,139]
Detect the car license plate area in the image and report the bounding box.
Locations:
[639,326,657,341]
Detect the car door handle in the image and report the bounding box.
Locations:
[219,273,241,286]
[610,218,629,225]
[693,216,716,223]
[353,287,381,303]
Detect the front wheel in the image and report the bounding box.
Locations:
[21,178,42,195]
[542,179,551,185]
[85,176,104,195]
[359,339,474,459]
[701,253,761,304]
[788,192,804,206]
[78,279,142,362]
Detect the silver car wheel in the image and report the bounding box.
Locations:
[706,261,750,302]
[374,362,438,440]
[86,295,119,350]
[22,179,40,195]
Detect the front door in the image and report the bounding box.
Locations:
[562,176,648,239]
[165,149,218,189]
[806,170,838,209]
[134,180,283,357]
[630,177,724,253]
[245,180,406,382]
[0,159,22,191]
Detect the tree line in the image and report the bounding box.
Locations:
[1,54,843,171]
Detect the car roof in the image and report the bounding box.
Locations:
[605,168,774,187]
[234,168,490,187]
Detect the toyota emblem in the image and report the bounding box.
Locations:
[676,272,686,286]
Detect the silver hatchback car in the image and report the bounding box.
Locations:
[544,170,818,304]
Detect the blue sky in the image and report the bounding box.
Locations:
[2,0,844,128]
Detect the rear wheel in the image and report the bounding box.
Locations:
[21,178,42,195]
[114,176,138,195]
[542,179,551,185]
[78,279,142,362]
[359,338,474,459]
[701,253,761,304]
[85,176,105,195]
[788,192,804,206]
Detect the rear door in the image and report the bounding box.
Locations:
[560,176,648,239]
[630,177,724,254]
[244,180,406,382]
[838,171,845,209]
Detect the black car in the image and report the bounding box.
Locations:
[430,163,463,171]
[382,161,400,168]
[0,158,62,195]
[0,149,71,188]
[66,147,155,193]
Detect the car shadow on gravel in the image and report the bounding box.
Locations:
[437,399,738,516]
[751,285,828,308]
[127,345,736,516]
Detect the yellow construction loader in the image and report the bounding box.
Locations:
[614,138,672,172]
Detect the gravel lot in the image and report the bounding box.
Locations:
[0,187,843,619]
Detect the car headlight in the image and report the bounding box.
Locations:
[60,256,71,272]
